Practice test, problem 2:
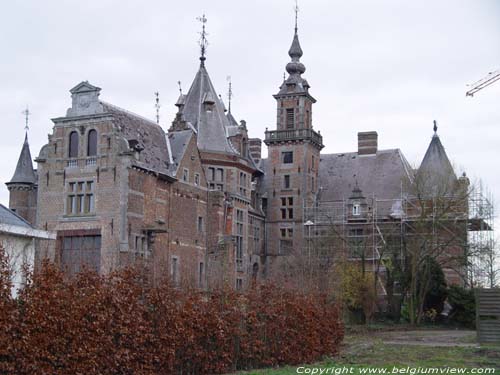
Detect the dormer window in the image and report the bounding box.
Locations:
[203,92,215,112]
[353,203,361,216]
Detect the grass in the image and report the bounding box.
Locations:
[232,331,500,375]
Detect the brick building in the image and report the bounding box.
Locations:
[6,19,472,290]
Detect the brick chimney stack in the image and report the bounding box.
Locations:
[358,131,378,155]
[248,138,262,164]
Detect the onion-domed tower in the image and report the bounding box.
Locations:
[264,15,323,258]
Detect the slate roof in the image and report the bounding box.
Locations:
[317,149,413,203]
[167,130,194,177]
[0,204,33,229]
[101,102,171,176]
[180,65,236,154]
[8,134,37,185]
[417,132,456,192]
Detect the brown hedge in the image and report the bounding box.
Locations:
[0,251,343,374]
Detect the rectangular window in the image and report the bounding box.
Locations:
[199,262,204,288]
[286,108,294,129]
[171,256,179,285]
[66,180,94,216]
[280,227,293,238]
[61,234,101,276]
[284,175,290,189]
[197,216,203,233]
[236,278,243,290]
[194,173,200,186]
[282,151,293,164]
[208,167,215,181]
[183,168,189,182]
[216,168,224,182]
[353,203,361,216]
[280,196,294,219]
[235,209,244,271]
[239,172,247,196]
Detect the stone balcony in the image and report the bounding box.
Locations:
[264,128,324,149]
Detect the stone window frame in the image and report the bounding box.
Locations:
[86,128,98,157]
[352,202,361,216]
[182,168,189,183]
[280,196,294,220]
[198,262,204,288]
[197,216,204,233]
[171,256,180,286]
[235,209,244,272]
[283,174,291,189]
[282,151,294,164]
[66,180,96,216]
[239,171,248,197]
[68,130,79,158]
[236,277,243,291]
[194,173,200,186]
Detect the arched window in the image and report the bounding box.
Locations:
[87,129,97,156]
[69,131,79,158]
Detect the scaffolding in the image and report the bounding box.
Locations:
[303,183,494,292]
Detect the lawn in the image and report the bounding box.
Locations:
[233,329,500,374]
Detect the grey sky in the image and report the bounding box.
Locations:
[1,0,499,213]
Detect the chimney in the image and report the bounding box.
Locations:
[358,131,378,155]
[248,138,262,164]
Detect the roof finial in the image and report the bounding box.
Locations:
[227,76,233,113]
[154,92,161,124]
[177,81,183,95]
[22,106,30,141]
[294,0,299,34]
[197,14,208,67]
[433,119,438,134]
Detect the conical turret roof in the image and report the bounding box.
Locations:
[417,124,456,195]
[8,133,37,185]
[179,65,235,154]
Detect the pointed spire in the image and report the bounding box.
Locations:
[177,62,235,154]
[227,76,233,114]
[8,131,37,186]
[294,0,299,34]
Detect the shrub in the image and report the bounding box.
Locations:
[0,249,344,374]
[447,285,476,328]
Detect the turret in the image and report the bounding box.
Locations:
[6,132,38,224]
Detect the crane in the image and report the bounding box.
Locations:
[466,70,500,97]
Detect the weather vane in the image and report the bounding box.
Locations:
[197,14,208,66]
[154,92,161,125]
[22,106,30,133]
[227,76,233,113]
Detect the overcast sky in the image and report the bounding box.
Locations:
[1,0,499,215]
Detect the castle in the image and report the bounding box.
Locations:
[5,17,470,292]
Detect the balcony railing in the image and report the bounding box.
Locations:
[67,156,98,168]
[264,128,324,148]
